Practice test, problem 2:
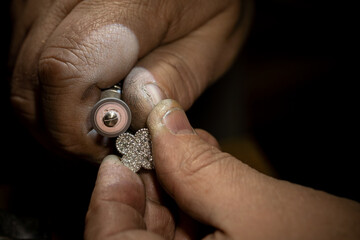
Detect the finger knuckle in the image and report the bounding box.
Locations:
[10,73,37,121]
[178,139,226,178]
[10,93,35,121]
[154,51,201,106]
[48,126,79,150]
[39,42,91,87]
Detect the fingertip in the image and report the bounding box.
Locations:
[123,67,167,130]
[101,154,122,165]
[97,155,142,187]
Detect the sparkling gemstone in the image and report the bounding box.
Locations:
[116,128,153,172]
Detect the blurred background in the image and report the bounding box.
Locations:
[1,0,358,239]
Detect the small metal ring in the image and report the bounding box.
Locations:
[90,97,132,137]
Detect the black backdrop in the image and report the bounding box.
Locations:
[1,0,358,238]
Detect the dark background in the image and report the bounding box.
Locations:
[189,0,358,202]
[1,0,358,239]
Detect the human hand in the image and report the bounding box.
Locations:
[85,99,360,240]
[10,0,252,161]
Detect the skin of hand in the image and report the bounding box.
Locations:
[9,0,252,161]
[85,99,360,240]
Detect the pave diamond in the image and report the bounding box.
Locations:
[116,128,154,172]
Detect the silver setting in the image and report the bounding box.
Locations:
[116,128,154,172]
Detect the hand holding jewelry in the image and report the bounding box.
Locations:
[91,85,154,172]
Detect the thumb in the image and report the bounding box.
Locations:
[147,99,255,231]
[85,155,146,239]
[147,100,360,240]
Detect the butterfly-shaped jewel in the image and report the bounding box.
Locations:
[115,128,153,172]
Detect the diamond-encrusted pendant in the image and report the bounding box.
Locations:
[116,128,154,172]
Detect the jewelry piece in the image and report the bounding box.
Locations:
[91,85,154,173]
[116,128,153,172]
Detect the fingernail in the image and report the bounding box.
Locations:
[162,108,195,135]
[143,83,166,107]
[102,155,122,165]
[99,155,141,186]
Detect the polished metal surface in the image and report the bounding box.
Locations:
[103,110,118,127]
